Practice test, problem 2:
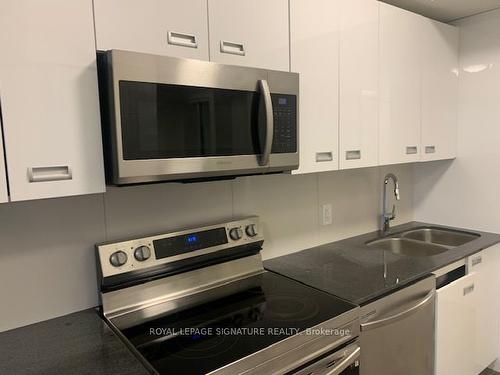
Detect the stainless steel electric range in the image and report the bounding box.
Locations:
[96,217,360,375]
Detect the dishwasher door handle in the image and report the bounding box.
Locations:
[324,346,360,375]
[361,290,435,331]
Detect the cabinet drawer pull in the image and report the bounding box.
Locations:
[471,256,482,267]
[406,146,418,155]
[346,150,361,160]
[167,31,198,48]
[316,152,333,162]
[463,284,475,296]
[220,40,245,56]
[28,166,72,183]
[425,145,436,154]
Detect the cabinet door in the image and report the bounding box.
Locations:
[0,119,8,203]
[290,0,339,174]
[421,19,459,162]
[435,273,477,375]
[93,0,209,60]
[0,0,105,201]
[339,0,379,170]
[208,0,289,71]
[379,3,422,165]
[468,247,500,373]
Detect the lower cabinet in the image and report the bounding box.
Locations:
[435,272,477,375]
[468,247,500,374]
[435,245,500,375]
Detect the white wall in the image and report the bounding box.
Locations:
[413,9,500,370]
[0,165,413,332]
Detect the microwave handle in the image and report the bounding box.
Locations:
[258,79,273,166]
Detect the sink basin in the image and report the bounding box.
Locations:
[401,228,479,247]
[366,238,448,257]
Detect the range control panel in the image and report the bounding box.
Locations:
[96,217,262,278]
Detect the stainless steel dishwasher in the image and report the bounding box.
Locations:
[359,276,435,375]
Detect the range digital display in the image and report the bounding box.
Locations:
[154,228,228,260]
[186,235,198,244]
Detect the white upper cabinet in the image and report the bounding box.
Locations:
[0,0,105,201]
[290,0,340,174]
[339,0,379,170]
[0,120,8,203]
[208,0,289,71]
[379,3,423,165]
[421,19,459,162]
[93,0,209,60]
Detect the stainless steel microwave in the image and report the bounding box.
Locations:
[97,50,299,185]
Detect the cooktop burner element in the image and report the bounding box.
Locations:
[265,294,320,322]
[95,217,359,375]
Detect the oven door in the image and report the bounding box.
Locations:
[99,50,298,185]
[292,342,360,375]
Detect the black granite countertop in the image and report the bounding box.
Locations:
[265,221,500,305]
[0,308,150,375]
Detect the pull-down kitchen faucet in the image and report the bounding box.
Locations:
[381,173,400,233]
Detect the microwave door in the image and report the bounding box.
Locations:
[188,93,216,157]
[117,81,267,180]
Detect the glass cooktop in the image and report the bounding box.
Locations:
[120,271,357,375]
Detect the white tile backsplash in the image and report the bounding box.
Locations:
[318,165,414,244]
[0,194,106,332]
[103,180,233,241]
[233,173,321,259]
[0,165,414,332]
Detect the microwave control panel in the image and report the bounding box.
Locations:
[271,94,297,154]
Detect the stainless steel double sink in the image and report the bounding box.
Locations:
[366,227,480,257]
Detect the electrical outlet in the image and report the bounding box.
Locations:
[322,204,333,226]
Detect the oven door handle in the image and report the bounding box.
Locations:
[324,345,360,375]
[361,289,435,331]
[258,79,273,166]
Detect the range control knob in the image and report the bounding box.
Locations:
[229,227,243,241]
[134,246,151,262]
[109,251,128,267]
[245,224,258,237]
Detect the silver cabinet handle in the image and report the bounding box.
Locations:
[258,79,273,166]
[463,284,475,296]
[346,150,361,160]
[471,255,482,267]
[425,145,436,154]
[406,146,418,155]
[316,152,333,162]
[167,31,198,48]
[361,290,435,331]
[28,166,72,183]
[220,40,245,56]
[324,345,360,375]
